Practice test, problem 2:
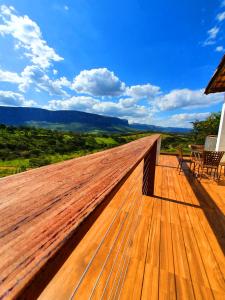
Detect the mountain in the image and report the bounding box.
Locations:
[130,123,191,133]
[0,106,130,133]
[0,106,191,133]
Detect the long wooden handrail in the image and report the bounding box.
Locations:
[0,134,160,299]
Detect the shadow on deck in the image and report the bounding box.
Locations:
[158,156,225,256]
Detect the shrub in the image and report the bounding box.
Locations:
[29,157,51,167]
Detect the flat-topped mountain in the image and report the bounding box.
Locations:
[0,106,190,133]
[0,106,129,132]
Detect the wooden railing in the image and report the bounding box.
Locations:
[0,134,160,299]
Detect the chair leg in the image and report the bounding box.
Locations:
[217,167,221,182]
[192,162,196,176]
[199,167,203,180]
[179,161,182,174]
[177,160,181,171]
[197,165,200,178]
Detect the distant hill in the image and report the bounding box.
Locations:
[0,106,191,133]
[130,123,191,133]
[0,106,130,133]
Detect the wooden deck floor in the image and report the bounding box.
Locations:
[39,155,225,300]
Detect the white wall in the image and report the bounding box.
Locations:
[216,95,225,161]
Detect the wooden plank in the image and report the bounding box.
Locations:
[166,162,196,300]
[158,163,176,300]
[172,167,214,299]
[141,165,163,300]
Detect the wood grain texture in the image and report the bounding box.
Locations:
[39,155,225,300]
[0,135,160,299]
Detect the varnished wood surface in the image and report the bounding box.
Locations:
[0,135,160,300]
[39,155,225,300]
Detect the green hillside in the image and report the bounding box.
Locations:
[0,124,193,178]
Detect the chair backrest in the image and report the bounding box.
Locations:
[176,147,183,160]
[190,144,204,151]
[203,151,225,167]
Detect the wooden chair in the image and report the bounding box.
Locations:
[194,150,225,181]
[176,147,193,174]
[189,144,204,174]
[189,144,204,160]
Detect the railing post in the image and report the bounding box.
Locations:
[142,140,157,196]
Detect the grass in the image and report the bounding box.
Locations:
[95,137,119,145]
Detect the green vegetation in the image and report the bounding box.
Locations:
[161,133,192,154]
[191,112,221,143]
[0,125,151,177]
[25,121,133,133]
[160,112,221,153]
[0,112,221,177]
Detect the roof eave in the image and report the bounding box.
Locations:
[204,54,225,94]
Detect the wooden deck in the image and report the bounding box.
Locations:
[38,155,225,300]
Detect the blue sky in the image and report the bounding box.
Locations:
[0,0,225,127]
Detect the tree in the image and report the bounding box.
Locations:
[191,112,221,143]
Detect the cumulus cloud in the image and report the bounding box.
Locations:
[46,95,151,122]
[47,96,96,111]
[0,90,36,106]
[0,68,22,84]
[125,83,160,100]
[154,88,224,111]
[0,5,63,69]
[72,68,126,97]
[19,65,70,96]
[154,112,211,128]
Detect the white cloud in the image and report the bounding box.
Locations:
[208,26,219,39]
[203,26,220,46]
[215,45,225,52]
[154,88,224,111]
[216,11,225,22]
[46,95,151,122]
[53,69,58,75]
[0,68,22,84]
[72,68,126,97]
[19,65,70,96]
[47,96,96,111]
[0,90,36,106]
[125,83,160,100]
[64,5,69,11]
[157,112,211,128]
[54,76,71,89]
[0,5,63,69]
[93,100,150,118]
